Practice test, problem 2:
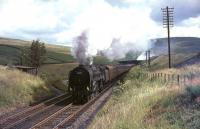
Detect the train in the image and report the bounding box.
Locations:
[68,64,133,104]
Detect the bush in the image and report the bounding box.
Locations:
[186,85,200,100]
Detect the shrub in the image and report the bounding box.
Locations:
[186,85,200,100]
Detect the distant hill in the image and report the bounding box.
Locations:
[150,37,200,70]
[151,37,200,55]
[0,37,75,65]
[1,37,200,67]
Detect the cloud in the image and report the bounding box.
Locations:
[0,0,199,55]
[149,0,200,23]
[182,16,200,27]
[123,0,200,23]
[56,0,162,54]
[0,0,89,43]
[105,0,129,8]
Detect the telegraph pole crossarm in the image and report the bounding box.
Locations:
[162,6,174,68]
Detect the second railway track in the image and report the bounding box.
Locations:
[0,94,72,129]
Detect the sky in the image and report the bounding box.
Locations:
[0,0,200,55]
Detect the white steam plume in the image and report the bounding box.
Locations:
[101,38,140,60]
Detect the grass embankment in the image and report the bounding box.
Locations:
[38,63,78,91]
[90,66,200,129]
[0,66,52,110]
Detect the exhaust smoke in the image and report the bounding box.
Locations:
[102,38,142,60]
[72,31,93,65]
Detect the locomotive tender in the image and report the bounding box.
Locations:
[68,64,132,104]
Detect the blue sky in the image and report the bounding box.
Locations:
[0,0,200,54]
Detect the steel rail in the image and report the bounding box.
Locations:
[0,94,68,124]
[2,96,72,129]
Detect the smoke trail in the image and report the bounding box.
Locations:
[72,31,92,65]
[102,38,140,60]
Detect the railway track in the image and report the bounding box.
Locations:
[0,94,72,129]
[1,73,126,129]
[30,81,115,129]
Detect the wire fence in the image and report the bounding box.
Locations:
[141,72,200,87]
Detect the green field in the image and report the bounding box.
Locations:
[0,37,75,65]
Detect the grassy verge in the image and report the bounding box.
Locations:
[89,66,200,129]
[38,63,78,91]
[0,65,52,109]
[0,63,77,111]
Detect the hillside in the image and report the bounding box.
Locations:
[149,37,200,69]
[1,37,200,67]
[0,37,75,65]
[90,65,200,129]
[151,37,200,55]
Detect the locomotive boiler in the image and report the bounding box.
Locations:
[68,64,132,104]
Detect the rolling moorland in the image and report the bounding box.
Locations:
[150,37,200,70]
[1,37,200,67]
[1,37,200,128]
[0,37,75,65]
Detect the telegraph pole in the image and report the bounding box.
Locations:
[162,6,174,68]
[146,51,148,65]
[148,50,150,67]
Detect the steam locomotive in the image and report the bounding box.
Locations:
[68,64,133,104]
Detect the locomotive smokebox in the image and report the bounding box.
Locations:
[79,64,84,67]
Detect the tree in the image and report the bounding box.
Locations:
[19,47,29,66]
[29,40,46,67]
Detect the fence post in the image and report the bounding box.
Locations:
[177,75,180,85]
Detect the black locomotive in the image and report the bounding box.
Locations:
[68,64,132,104]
